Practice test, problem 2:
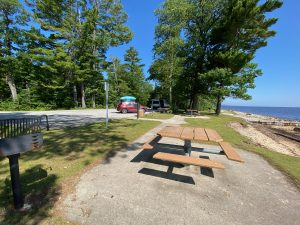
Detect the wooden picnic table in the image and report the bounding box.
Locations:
[143,126,243,170]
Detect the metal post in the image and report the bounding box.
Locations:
[137,103,140,119]
[184,140,192,156]
[105,82,109,128]
[8,154,24,209]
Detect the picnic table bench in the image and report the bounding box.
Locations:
[142,126,244,170]
[186,109,199,116]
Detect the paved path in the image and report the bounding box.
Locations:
[61,116,300,225]
[0,109,136,129]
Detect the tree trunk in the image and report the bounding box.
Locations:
[81,83,86,108]
[6,74,18,101]
[91,93,96,108]
[192,94,198,110]
[215,95,222,115]
[73,85,78,108]
[169,86,172,106]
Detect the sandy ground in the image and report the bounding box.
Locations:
[224,111,300,157]
[61,116,300,225]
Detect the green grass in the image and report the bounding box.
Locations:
[144,112,174,120]
[185,114,300,187]
[0,119,160,225]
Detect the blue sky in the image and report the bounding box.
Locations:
[108,0,300,107]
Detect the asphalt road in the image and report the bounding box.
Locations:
[0,109,137,129]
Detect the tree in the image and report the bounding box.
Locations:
[207,0,283,114]
[26,0,132,108]
[123,47,152,104]
[0,0,29,101]
[149,0,188,107]
[151,0,282,114]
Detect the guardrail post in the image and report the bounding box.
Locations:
[8,154,24,209]
[137,103,140,119]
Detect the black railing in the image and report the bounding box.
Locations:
[0,115,49,140]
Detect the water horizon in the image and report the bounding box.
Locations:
[222,105,300,121]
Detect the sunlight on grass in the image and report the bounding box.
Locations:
[0,119,160,224]
[185,115,300,187]
[144,112,174,119]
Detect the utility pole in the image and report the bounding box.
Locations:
[104,81,109,128]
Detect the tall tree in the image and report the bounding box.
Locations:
[123,47,152,104]
[149,0,188,107]
[151,0,282,114]
[0,0,29,100]
[26,0,132,108]
[207,0,283,114]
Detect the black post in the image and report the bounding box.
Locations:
[137,103,140,119]
[8,154,24,209]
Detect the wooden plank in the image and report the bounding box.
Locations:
[180,127,194,140]
[142,135,161,150]
[158,126,184,139]
[194,128,208,141]
[219,141,244,162]
[153,152,225,169]
[205,128,223,142]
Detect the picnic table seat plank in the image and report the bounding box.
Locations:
[205,128,223,142]
[194,128,209,141]
[219,141,244,162]
[180,127,195,140]
[153,152,225,169]
[142,135,162,150]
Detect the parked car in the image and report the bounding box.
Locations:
[150,99,170,110]
[117,101,147,113]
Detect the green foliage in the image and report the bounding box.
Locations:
[0,0,141,110]
[108,47,152,105]
[150,0,282,113]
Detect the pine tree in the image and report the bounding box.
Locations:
[0,0,29,101]
[124,47,152,104]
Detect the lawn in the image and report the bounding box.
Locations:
[0,119,160,225]
[144,112,174,120]
[185,114,300,187]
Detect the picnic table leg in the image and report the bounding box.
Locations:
[184,140,192,156]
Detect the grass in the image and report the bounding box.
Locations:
[0,119,160,225]
[144,112,174,120]
[185,114,300,187]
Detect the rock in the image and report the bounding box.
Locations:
[294,127,300,132]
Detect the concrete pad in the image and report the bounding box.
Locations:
[61,132,300,225]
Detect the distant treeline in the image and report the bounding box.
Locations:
[0,0,151,110]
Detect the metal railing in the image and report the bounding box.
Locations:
[0,115,49,140]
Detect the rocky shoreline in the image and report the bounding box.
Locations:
[223,110,300,157]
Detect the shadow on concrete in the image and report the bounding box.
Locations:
[138,168,195,185]
[132,143,197,184]
[199,156,214,178]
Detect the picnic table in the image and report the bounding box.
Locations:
[143,126,243,170]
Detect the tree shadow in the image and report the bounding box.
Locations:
[0,164,59,225]
[21,120,129,163]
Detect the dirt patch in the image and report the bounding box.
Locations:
[229,122,300,156]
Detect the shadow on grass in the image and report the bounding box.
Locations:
[0,164,59,225]
[0,120,142,223]
[21,120,129,164]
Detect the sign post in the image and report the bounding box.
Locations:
[104,82,109,128]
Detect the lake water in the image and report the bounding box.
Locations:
[222,105,300,121]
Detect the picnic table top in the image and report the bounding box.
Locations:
[157,126,223,142]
